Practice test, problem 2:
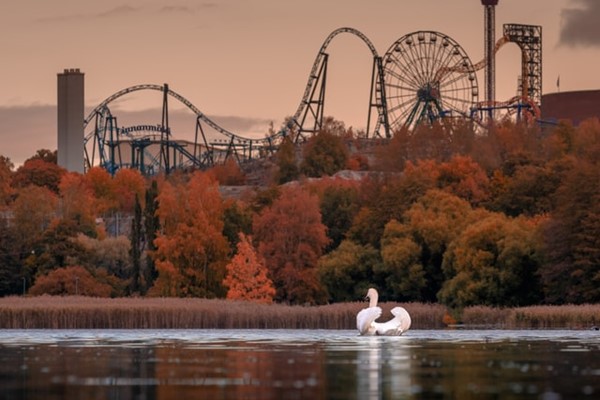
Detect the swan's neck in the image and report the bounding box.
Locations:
[369,291,378,308]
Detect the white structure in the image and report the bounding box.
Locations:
[57,68,84,173]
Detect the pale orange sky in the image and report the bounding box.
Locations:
[1,0,599,165]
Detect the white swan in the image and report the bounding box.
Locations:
[356,288,411,336]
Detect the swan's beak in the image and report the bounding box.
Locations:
[364,295,370,301]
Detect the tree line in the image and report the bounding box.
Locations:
[1,117,599,312]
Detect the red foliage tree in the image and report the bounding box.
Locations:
[223,233,275,303]
[12,158,66,193]
[150,172,229,297]
[253,185,329,304]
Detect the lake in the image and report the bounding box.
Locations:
[0,329,599,399]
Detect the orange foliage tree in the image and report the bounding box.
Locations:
[113,168,146,212]
[223,233,275,303]
[11,158,66,193]
[59,172,97,236]
[12,185,58,247]
[28,265,114,297]
[84,167,117,214]
[253,185,329,304]
[209,158,246,186]
[150,172,229,297]
[437,155,491,206]
[0,155,13,209]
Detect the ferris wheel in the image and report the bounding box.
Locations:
[382,31,479,131]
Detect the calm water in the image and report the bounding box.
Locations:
[0,329,599,399]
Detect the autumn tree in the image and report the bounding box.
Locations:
[487,164,559,217]
[222,200,253,253]
[439,212,541,310]
[84,167,117,214]
[349,160,438,248]
[319,182,360,251]
[253,185,329,304]
[300,129,349,178]
[130,194,143,293]
[437,155,491,206]
[11,186,58,262]
[26,219,90,278]
[27,149,57,164]
[28,265,114,297]
[143,179,160,291]
[113,168,147,212]
[379,220,425,301]
[150,172,229,298]
[539,159,600,304]
[0,218,21,296]
[405,121,452,162]
[223,233,275,303]
[11,158,66,193]
[318,240,381,302]
[273,136,299,184]
[379,190,476,302]
[74,234,130,291]
[209,158,246,186]
[59,172,97,237]
[373,126,411,172]
[0,155,14,209]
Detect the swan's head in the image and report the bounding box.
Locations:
[365,288,378,301]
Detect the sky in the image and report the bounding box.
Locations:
[1,0,600,166]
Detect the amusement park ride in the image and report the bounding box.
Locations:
[82,1,542,175]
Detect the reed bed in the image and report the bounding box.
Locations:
[461,304,600,329]
[0,296,446,330]
[1,297,597,329]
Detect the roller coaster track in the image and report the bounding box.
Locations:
[84,27,381,148]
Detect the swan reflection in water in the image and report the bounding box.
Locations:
[357,336,413,399]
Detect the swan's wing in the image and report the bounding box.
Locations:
[356,306,382,335]
[391,306,412,333]
[373,307,412,336]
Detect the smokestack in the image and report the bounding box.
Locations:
[57,68,85,173]
[482,0,498,115]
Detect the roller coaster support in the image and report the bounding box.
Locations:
[367,56,390,138]
[503,24,542,108]
[297,53,328,143]
[160,83,171,173]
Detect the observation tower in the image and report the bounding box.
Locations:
[482,0,499,113]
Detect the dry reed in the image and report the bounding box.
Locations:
[2,297,597,329]
[0,296,445,330]
[461,304,600,329]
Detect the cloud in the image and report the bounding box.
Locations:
[36,5,141,23]
[160,3,218,14]
[37,3,216,23]
[559,0,600,47]
[96,5,139,18]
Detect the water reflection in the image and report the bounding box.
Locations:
[356,337,412,399]
[0,330,599,399]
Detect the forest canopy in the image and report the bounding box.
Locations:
[1,118,599,309]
